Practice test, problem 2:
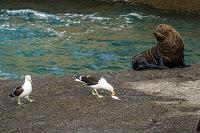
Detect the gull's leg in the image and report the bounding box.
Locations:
[94,89,103,98]
[17,97,23,105]
[26,96,35,102]
[92,89,97,95]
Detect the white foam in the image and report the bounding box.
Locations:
[119,12,157,20]
[0,24,17,30]
[0,71,18,80]
[64,13,84,18]
[81,13,111,22]
[66,13,110,22]
[127,13,145,19]
[85,29,94,33]
[3,9,63,21]
[64,13,110,27]
[45,27,66,37]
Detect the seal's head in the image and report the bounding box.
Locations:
[153,24,175,42]
[153,24,183,53]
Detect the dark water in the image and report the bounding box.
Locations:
[0,2,199,79]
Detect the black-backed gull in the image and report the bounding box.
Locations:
[9,75,35,105]
[75,75,120,100]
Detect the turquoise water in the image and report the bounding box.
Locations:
[0,3,200,79]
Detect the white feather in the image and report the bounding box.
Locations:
[75,78,87,84]
[98,78,108,84]
[19,75,32,97]
[93,78,114,92]
[75,78,81,82]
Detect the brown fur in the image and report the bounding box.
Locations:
[132,24,185,70]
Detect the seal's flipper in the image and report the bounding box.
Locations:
[132,59,167,71]
[197,118,200,131]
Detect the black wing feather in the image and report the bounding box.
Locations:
[81,76,98,86]
[9,86,24,97]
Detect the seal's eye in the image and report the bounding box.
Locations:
[160,29,164,33]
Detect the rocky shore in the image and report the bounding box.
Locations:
[1,65,200,132]
[128,0,200,12]
[1,0,200,13]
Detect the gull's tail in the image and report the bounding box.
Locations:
[98,78,108,84]
[9,93,15,97]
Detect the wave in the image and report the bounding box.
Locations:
[82,14,111,21]
[0,70,18,80]
[1,9,64,21]
[41,27,66,37]
[0,24,17,30]
[65,13,110,21]
[119,12,158,19]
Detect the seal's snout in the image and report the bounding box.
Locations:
[153,32,157,37]
[153,31,166,40]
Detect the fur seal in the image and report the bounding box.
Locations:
[197,118,200,131]
[132,24,186,70]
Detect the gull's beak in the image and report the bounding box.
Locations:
[111,90,120,100]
